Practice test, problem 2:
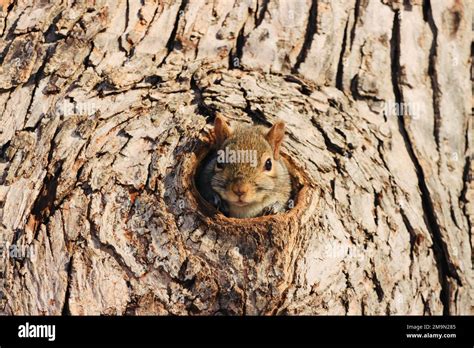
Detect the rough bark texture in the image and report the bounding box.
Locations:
[0,0,472,315]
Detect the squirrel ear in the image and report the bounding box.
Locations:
[214,114,232,146]
[266,121,285,160]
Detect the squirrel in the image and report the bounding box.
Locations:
[197,115,292,218]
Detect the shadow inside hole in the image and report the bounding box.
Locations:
[193,146,304,219]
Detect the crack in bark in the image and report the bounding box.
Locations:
[400,207,416,276]
[313,121,346,156]
[118,0,131,58]
[132,2,161,56]
[349,0,361,50]
[240,85,271,126]
[3,4,31,40]
[341,269,353,314]
[176,257,197,293]
[159,0,188,67]
[190,73,215,119]
[292,0,318,73]
[423,0,441,158]
[44,11,64,43]
[0,1,15,38]
[372,268,385,303]
[373,189,380,227]
[0,32,14,67]
[23,43,57,128]
[87,197,139,280]
[0,88,13,147]
[254,0,269,28]
[335,15,350,90]
[270,223,309,315]
[61,255,73,315]
[390,9,456,315]
[31,160,63,241]
[229,24,245,70]
[460,155,472,253]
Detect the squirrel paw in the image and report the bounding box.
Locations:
[212,193,222,207]
[261,202,286,216]
[212,192,229,215]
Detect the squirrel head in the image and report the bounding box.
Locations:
[210,115,287,210]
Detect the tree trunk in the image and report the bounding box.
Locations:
[0,0,471,315]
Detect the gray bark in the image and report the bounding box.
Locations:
[0,0,471,315]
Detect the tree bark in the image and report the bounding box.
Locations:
[0,0,471,315]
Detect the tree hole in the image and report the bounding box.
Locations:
[185,142,308,222]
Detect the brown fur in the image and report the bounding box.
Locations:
[198,115,292,218]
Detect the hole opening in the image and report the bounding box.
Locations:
[186,141,309,223]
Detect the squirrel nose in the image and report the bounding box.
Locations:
[232,183,249,197]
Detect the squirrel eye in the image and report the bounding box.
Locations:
[264,159,272,171]
[215,161,224,170]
